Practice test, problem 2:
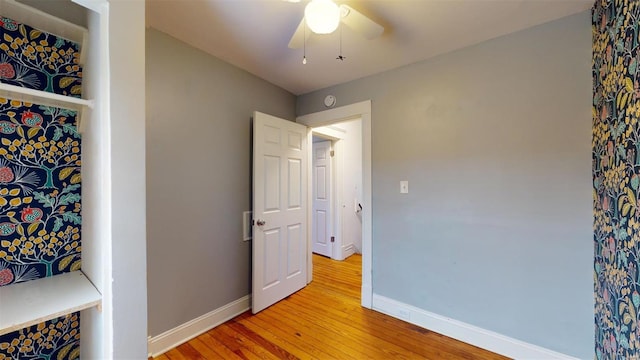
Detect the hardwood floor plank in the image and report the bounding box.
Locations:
[264,305,370,359]
[267,300,394,359]
[164,348,188,360]
[153,254,510,360]
[226,319,298,360]
[278,295,437,359]
[177,343,207,360]
[285,291,468,359]
[215,322,283,360]
[248,309,332,359]
[187,338,225,360]
[198,331,246,360]
[237,313,314,360]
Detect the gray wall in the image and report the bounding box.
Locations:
[146,29,296,336]
[297,12,593,358]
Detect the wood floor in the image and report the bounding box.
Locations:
[154,254,510,360]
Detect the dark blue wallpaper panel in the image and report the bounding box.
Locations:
[0,15,82,97]
[593,0,640,358]
[0,312,80,360]
[0,12,84,360]
[0,99,81,286]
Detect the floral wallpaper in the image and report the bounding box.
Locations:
[0,99,81,286]
[0,15,82,97]
[0,312,80,360]
[594,0,640,358]
[0,12,84,360]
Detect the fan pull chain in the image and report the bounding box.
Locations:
[303,20,308,65]
[336,22,345,61]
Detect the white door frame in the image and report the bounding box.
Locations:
[297,100,372,309]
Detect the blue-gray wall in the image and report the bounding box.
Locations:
[297,12,593,358]
[146,29,296,337]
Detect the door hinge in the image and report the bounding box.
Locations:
[330,150,335,157]
[331,236,335,242]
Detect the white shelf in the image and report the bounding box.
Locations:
[0,83,93,112]
[0,0,87,45]
[0,271,101,336]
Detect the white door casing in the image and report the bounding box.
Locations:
[252,111,308,314]
[312,140,332,257]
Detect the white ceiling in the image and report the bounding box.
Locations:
[146,0,593,95]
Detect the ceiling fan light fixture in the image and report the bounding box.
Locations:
[305,0,340,34]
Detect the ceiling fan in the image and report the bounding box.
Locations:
[286,0,384,49]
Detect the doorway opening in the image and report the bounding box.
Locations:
[311,118,363,262]
[298,100,372,308]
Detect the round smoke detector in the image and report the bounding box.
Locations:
[324,95,336,108]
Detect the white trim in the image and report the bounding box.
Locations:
[0,271,101,336]
[326,124,347,133]
[0,0,87,45]
[147,295,251,358]
[361,284,372,308]
[297,100,370,126]
[342,243,356,258]
[95,3,112,358]
[71,0,107,14]
[306,127,314,283]
[0,83,94,110]
[372,294,579,360]
[332,139,343,260]
[313,126,345,141]
[297,100,372,309]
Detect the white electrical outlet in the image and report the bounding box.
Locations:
[400,181,409,194]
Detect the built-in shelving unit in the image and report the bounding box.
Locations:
[0,83,93,111]
[0,82,93,132]
[0,271,101,336]
[0,0,101,341]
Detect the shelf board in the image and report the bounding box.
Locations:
[0,83,93,112]
[0,271,101,336]
[0,0,87,45]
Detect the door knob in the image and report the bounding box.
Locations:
[256,219,266,226]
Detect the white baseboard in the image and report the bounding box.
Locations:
[147,295,251,357]
[343,244,356,259]
[372,294,578,360]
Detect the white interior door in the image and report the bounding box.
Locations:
[312,140,332,257]
[252,111,308,314]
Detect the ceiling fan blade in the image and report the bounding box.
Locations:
[288,18,310,49]
[339,4,384,40]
